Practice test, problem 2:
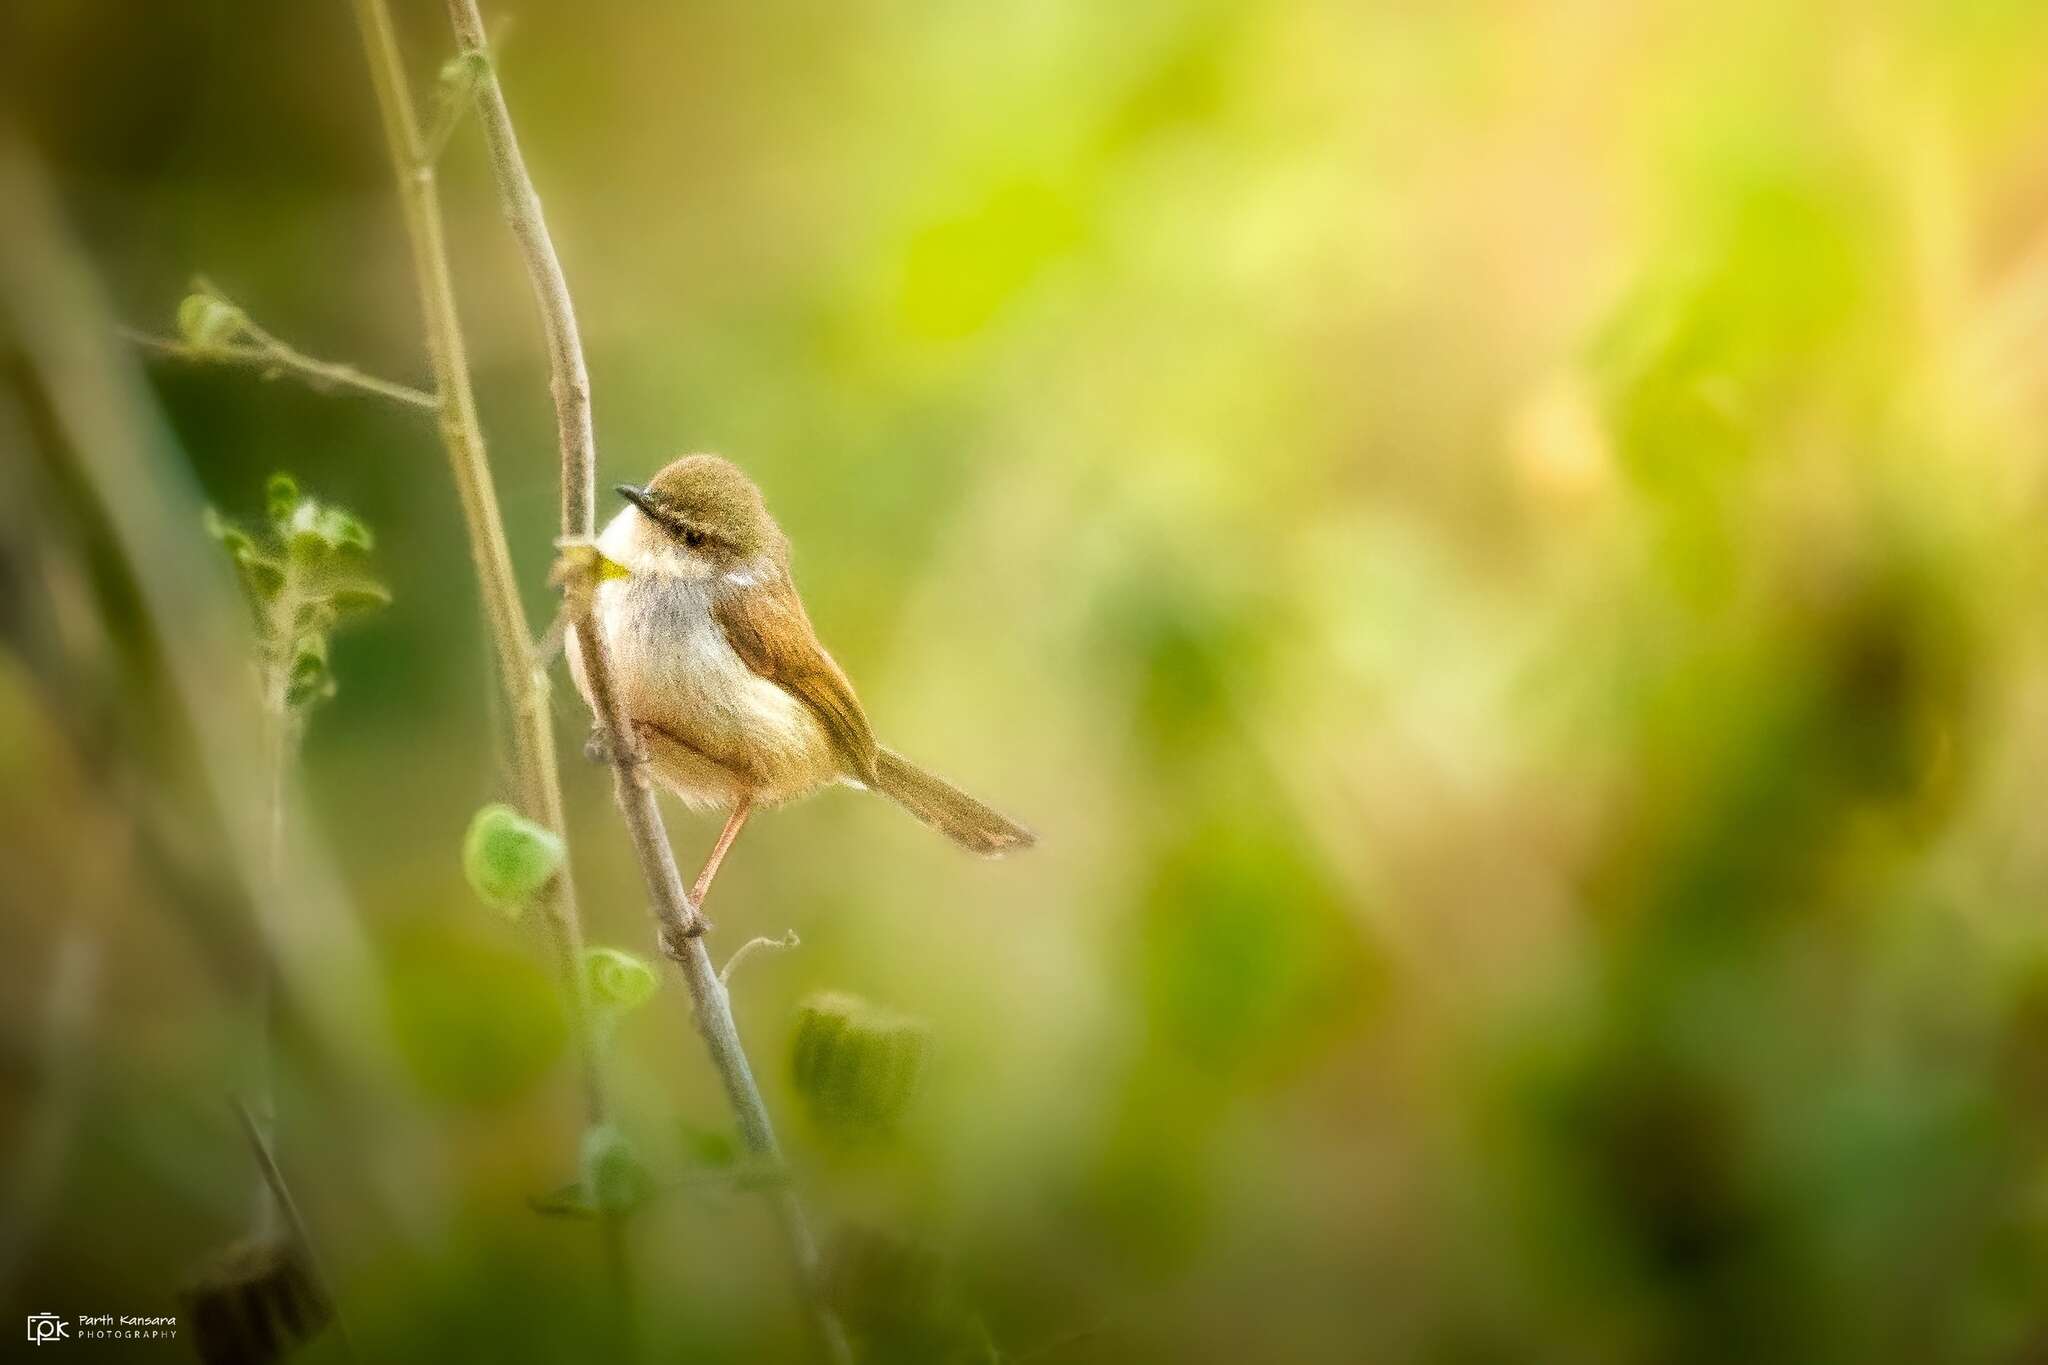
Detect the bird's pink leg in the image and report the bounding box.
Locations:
[690,797,753,912]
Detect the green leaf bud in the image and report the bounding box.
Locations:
[462,803,564,916]
[265,473,301,526]
[177,293,247,351]
[583,946,658,1013]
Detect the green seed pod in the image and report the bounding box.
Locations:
[177,293,247,351]
[792,992,933,1140]
[462,803,564,917]
[583,946,658,1012]
[580,1123,651,1214]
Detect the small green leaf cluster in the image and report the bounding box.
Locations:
[792,991,933,1141]
[206,474,388,715]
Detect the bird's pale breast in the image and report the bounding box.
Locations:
[569,568,837,808]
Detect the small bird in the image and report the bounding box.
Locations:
[568,454,1034,912]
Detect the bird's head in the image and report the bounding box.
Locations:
[607,454,786,579]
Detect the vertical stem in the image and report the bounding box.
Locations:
[440,5,849,1360]
[346,0,626,1322]
[347,0,604,1127]
[441,2,595,541]
[250,583,296,1243]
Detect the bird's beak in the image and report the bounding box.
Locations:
[615,483,658,518]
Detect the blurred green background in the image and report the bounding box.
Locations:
[7,0,2048,1360]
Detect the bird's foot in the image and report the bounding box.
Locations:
[582,726,611,765]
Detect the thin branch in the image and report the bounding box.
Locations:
[120,325,438,410]
[246,554,305,1247]
[722,930,801,986]
[441,5,594,537]
[234,1100,358,1360]
[346,0,623,1312]
[444,3,848,1357]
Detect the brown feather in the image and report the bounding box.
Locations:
[873,747,1036,856]
[711,570,881,785]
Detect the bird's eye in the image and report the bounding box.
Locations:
[682,526,707,550]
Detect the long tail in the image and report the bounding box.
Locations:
[872,747,1035,857]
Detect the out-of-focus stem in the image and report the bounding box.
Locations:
[346,0,606,1132]
[121,326,437,409]
[248,569,302,1243]
[348,0,633,1321]
[236,1101,357,1357]
[443,4,848,1358]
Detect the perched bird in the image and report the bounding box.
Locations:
[568,454,1033,909]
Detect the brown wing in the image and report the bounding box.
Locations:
[711,568,880,783]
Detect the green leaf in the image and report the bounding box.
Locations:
[202,507,253,558]
[583,946,658,1012]
[792,992,933,1141]
[286,635,334,708]
[462,803,565,916]
[234,547,285,600]
[580,1123,653,1214]
[319,506,374,554]
[289,631,328,676]
[326,579,392,615]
